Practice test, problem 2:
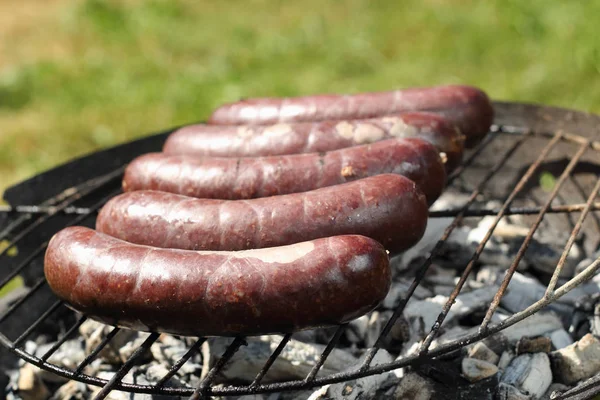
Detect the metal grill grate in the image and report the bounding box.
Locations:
[0,102,599,399]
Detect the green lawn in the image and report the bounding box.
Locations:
[1,0,599,195]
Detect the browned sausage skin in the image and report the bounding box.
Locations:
[164,112,464,172]
[99,174,428,254]
[207,85,493,147]
[126,137,446,204]
[44,227,391,336]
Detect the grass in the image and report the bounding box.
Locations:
[0,0,599,194]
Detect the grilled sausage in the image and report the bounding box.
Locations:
[207,85,493,147]
[164,112,464,172]
[44,227,391,336]
[126,137,446,204]
[98,174,428,254]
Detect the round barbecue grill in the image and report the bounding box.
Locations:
[0,101,599,399]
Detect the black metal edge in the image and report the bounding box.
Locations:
[2,126,181,206]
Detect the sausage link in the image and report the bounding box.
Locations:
[44,227,391,336]
[99,174,428,254]
[127,137,446,204]
[207,85,493,147]
[164,112,464,172]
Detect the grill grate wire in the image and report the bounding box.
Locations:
[0,111,599,399]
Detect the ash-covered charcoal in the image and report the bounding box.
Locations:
[79,319,143,364]
[9,364,51,400]
[364,311,392,348]
[496,382,531,400]
[345,315,369,344]
[150,335,202,377]
[202,336,358,383]
[541,383,571,400]
[548,330,573,350]
[405,285,500,329]
[574,250,600,276]
[50,380,90,400]
[515,336,552,354]
[549,333,600,385]
[461,358,499,382]
[144,362,187,388]
[466,342,500,364]
[382,279,433,309]
[308,351,399,400]
[499,312,563,344]
[501,353,553,399]
[525,234,583,278]
[393,372,441,400]
[568,292,600,340]
[493,272,574,321]
[27,338,85,375]
[497,350,515,371]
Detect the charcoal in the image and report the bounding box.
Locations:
[500,312,563,343]
[461,358,499,382]
[50,380,90,400]
[405,286,499,330]
[496,383,532,400]
[501,353,552,399]
[16,364,50,400]
[32,338,86,372]
[541,383,570,400]
[382,280,432,309]
[364,311,392,348]
[456,374,498,400]
[311,351,398,400]
[466,342,500,364]
[393,372,440,400]
[497,272,574,319]
[515,336,552,354]
[497,351,515,371]
[548,329,573,350]
[549,333,600,385]
[202,335,358,383]
[346,315,369,344]
[118,332,152,364]
[79,320,141,364]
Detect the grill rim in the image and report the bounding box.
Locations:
[0,101,599,398]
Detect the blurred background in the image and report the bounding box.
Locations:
[1,0,599,195]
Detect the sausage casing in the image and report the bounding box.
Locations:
[99,174,428,254]
[165,112,464,172]
[126,137,446,204]
[44,227,391,336]
[207,85,493,147]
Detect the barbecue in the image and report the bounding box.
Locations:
[0,100,599,399]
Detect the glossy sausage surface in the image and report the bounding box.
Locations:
[126,137,446,204]
[44,227,391,336]
[207,85,493,147]
[99,174,429,253]
[165,112,464,171]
